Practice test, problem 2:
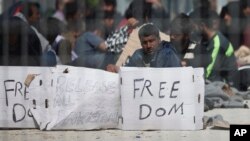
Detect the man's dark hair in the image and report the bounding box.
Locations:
[64,1,79,20]
[124,0,152,21]
[170,13,192,35]
[104,0,117,7]
[190,8,220,29]
[104,11,115,19]
[240,0,250,10]
[40,17,66,44]
[138,23,160,39]
[55,0,63,10]
[21,2,40,18]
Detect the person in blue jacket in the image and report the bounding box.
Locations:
[106,23,181,72]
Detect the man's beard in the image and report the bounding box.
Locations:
[143,52,154,64]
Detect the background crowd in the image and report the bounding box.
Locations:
[1,0,250,93]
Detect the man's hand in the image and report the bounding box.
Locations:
[106,64,119,73]
[127,18,139,28]
[181,61,187,67]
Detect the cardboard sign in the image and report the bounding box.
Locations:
[194,68,205,129]
[27,71,55,130]
[0,66,53,128]
[1,66,204,131]
[29,66,121,130]
[119,67,204,130]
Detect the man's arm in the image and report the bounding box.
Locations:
[98,42,108,52]
[162,41,182,67]
[166,51,182,67]
[86,32,107,52]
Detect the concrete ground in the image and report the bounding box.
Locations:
[1,103,250,141]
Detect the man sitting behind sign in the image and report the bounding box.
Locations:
[106,23,181,72]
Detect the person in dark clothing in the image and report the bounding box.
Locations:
[190,9,238,85]
[0,17,42,66]
[170,14,192,56]
[0,1,23,20]
[118,0,169,32]
[21,2,41,28]
[106,23,181,72]
[220,0,250,50]
[73,25,107,69]
[126,23,180,67]
[39,17,66,66]
[169,13,204,67]
[146,0,170,32]
[64,0,83,23]
[101,0,122,39]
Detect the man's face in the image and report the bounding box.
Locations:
[170,32,188,53]
[28,5,40,25]
[244,7,250,17]
[104,18,114,28]
[140,35,160,55]
[103,4,114,12]
[223,13,232,26]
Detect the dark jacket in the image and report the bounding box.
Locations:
[203,32,237,83]
[0,17,42,66]
[126,41,181,67]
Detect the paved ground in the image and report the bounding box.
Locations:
[1,102,250,141]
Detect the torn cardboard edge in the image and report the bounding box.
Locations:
[24,74,40,87]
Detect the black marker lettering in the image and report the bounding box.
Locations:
[139,104,152,120]
[155,108,166,117]
[15,82,23,97]
[170,81,180,98]
[159,82,166,98]
[141,80,153,97]
[134,78,144,99]
[4,80,15,106]
[13,103,26,122]
[168,102,184,115]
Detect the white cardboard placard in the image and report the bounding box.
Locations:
[0,66,53,128]
[119,67,204,130]
[1,66,204,131]
[29,66,121,130]
[194,68,205,129]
